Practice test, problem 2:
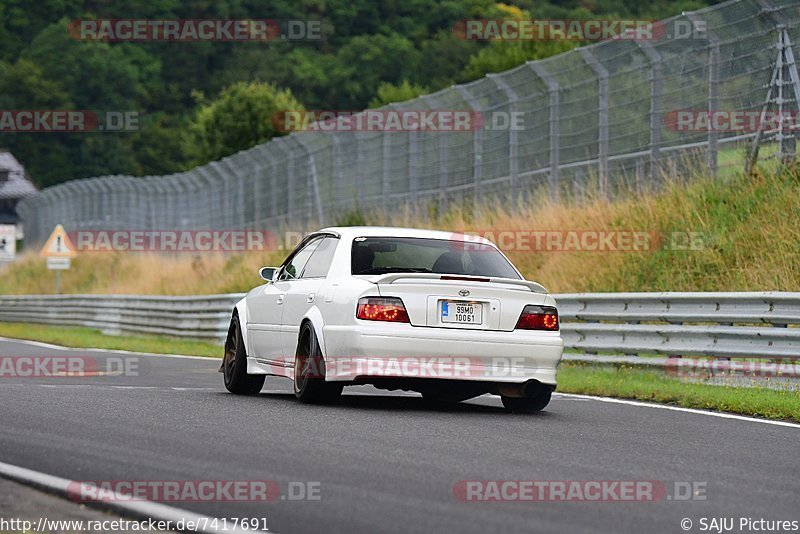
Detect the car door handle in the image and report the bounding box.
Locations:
[307,293,315,303]
[277,294,285,305]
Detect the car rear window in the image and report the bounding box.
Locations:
[351,237,520,279]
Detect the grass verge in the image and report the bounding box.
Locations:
[0,322,222,358]
[0,322,797,422]
[557,363,800,423]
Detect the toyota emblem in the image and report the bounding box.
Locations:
[458,289,470,297]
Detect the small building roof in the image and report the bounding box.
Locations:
[0,151,37,200]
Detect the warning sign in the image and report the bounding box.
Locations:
[40,224,77,258]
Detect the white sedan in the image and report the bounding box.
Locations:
[222,227,563,412]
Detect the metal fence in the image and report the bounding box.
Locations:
[17,0,800,245]
[0,292,797,360]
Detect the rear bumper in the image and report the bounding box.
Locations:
[322,324,563,385]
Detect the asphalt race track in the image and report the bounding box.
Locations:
[0,337,797,534]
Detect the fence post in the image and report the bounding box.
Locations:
[253,164,262,226]
[528,62,560,201]
[487,73,520,201]
[686,12,720,179]
[574,166,585,203]
[421,95,448,209]
[454,86,483,204]
[67,180,83,232]
[209,162,231,229]
[183,173,195,231]
[579,49,609,198]
[409,130,418,205]
[195,167,214,230]
[289,142,298,224]
[258,147,279,229]
[221,159,246,227]
[381,130,391,213]
[294,135,325,224]
[635,157,645,194]
[780,27,800,163]
[330,134,345,216]
[634,40,662,186]
[757,0,800,163]
[354,132,366,209]
[277,140,295,225]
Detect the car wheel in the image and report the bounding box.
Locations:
[223,314,265,395]
[501,388,551,413]
[294,322,343,404]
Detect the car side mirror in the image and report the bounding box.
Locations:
[259,266,278,282]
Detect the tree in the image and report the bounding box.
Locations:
[369,80,428,108]
[184,81,304,166]
[22,19,161,111]
[460,4,578,82]
[419,29,480,91]
[327,33,419,109]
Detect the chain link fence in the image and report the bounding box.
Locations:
[17,0,800,245]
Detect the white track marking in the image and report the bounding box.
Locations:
[0,460,271,534]
[556,393,800,429]
[0,336,218,361]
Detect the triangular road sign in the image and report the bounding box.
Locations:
[40,224,77,258]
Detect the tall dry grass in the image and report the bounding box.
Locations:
[2,164,797,295]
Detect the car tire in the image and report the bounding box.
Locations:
[294,322,343,404]
[223,314,266,395]
[501,388,551,413]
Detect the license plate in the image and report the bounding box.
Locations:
[441,300,483,325]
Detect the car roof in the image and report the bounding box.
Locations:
[318,226,494,245]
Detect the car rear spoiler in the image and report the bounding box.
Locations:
[370,273,548,294]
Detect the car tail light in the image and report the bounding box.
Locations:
[515,305,559,331]
[356,297,410,323]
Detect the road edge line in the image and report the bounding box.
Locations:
[0,460,270,534]
[0,336,218,361]
[557,393,800,429]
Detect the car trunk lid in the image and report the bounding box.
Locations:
[365,273,551,331]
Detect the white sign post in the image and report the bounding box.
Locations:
[40,224,76,294]
[0,224,15,263]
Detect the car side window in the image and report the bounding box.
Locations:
[279,238,322,281]
[301,237,339,278]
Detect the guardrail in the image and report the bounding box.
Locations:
[0,292,798,359]
[557,292,800,359]
[0,294,244,341]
